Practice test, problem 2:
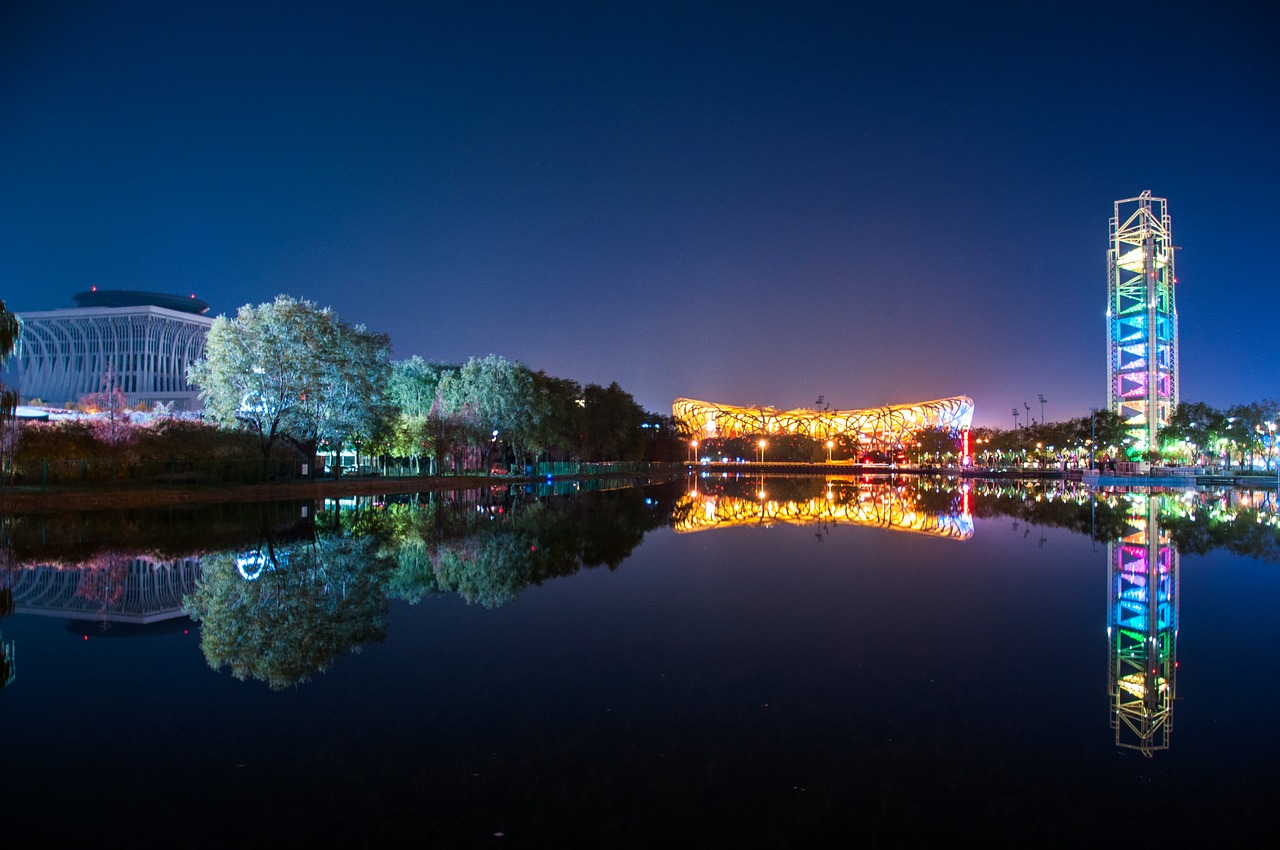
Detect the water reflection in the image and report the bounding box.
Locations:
[675,474,973,539]
[2,477,1278,741]
[185,524,393,689]
[1107,494,1177,756]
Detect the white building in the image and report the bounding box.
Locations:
[8,289,214,410]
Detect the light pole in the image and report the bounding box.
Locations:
[1012,407,1019,429]
[1089,407,1098,470]
[826,440,834,462]
[690,439,698,464]
[758,439,767,464]
[1038,393,1047,425]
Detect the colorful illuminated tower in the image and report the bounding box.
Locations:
[1107,494,1178,756]
[1107,191,1178,450]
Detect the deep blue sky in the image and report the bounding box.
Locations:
[3,1,1276,426]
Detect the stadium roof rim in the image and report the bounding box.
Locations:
[72,289,210,315]
[672,396,975,417]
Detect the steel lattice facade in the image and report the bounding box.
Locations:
[673,395,974,448]
[1108,191,1178,450]
[1107,494,1177,756]
[10,304,213,409]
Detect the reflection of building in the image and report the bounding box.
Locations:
[7,558,202,624]
[1107,494,1178,756]
[1108,192,1178,450]
[675,477,973,539]
[673,396,974,457]
[8,289,213,410]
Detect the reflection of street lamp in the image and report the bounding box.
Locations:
[826,440,834,462]
[758,439,767,464]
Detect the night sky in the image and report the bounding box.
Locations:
[3,1,1276,426]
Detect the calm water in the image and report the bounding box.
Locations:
[2,475,1278,847]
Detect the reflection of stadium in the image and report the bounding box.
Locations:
[6,558,202,624]
[674,478,973,539]
[672,396,974,448]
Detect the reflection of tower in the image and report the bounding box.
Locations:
[1108,191,1178,451]
[1107,495,1178,756]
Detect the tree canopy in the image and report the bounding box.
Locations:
[187,295,391,465]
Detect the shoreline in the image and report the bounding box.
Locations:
[0,473,549,512]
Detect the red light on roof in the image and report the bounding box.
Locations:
[91,286,97,291]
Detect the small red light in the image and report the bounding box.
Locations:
[83,635,88,640]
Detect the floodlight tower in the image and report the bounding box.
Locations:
[1107,191,1178,451]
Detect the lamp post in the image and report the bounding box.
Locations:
[1038,393,1047,425]
[690,439,698,464]
[826,440,834,462]
[758,439,767,464]
[1089,407,1098,470]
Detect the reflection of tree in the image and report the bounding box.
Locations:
[969,482,1132,542]
[184,530,392,689]
[1160,506,1280,561]
[382,485,678,608]
[0,629,13,689]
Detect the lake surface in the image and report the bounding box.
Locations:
[2,475,1278,847]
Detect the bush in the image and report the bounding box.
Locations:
[11,417,302,486]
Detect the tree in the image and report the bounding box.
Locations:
[1,300,20,480]
[437,355,540,470]
[187,295,391,470]
[580,381,646,461]
[80,366,134,446]
[383,358,458,473]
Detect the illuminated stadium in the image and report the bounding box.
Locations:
[672,395,974,453]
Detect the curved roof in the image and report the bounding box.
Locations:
[673,395,975,441]
[72,289,210,315]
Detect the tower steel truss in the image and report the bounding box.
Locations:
[1107,494,1178,756]
[1108,191,1178,450]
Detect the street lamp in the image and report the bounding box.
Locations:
[690,439,699,464]
[826,439,834,462]
[758,439,767,464]
[1038,393,1047,425]
[1089,408,1098,470]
